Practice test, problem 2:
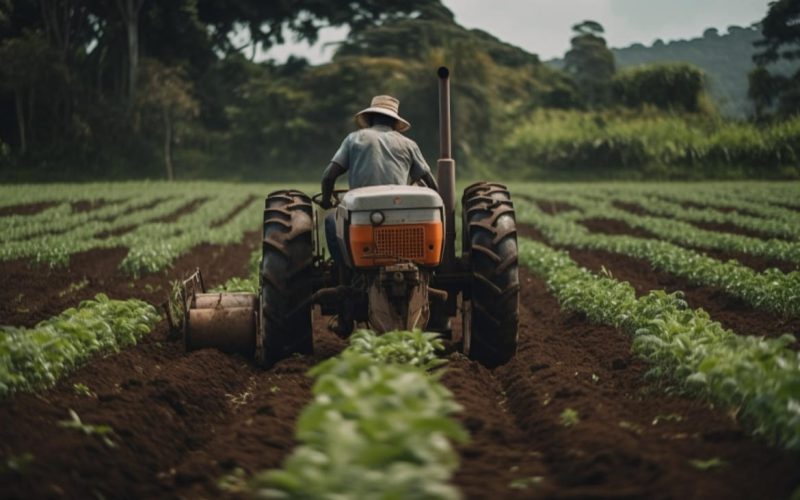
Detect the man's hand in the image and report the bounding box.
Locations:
[321,162,346,210]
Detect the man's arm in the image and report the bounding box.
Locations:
[415,172,439,191]
[321,162,346,209]
[409,142,438,191]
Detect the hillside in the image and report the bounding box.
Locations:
[549,25,799,118]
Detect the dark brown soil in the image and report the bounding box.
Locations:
[679,200,739,214]
[211,195,258,228]
[612,200,787,241]
[1,220,799,499]
[0,231,261,328]
[534,199,577,215]
[579,217,659,240]
[151,197,209,224]
[690,220,782,241]
[0,202,59,216]
[578,217,797,274]
[70,199,121,214]
[519,224,800,348]
[0,310,345,499]
[449,270,800,499]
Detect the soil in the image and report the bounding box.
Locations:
[612,200,789,241]
[211,195,258,228]
[0,202,59,216]
[1,221,799,498]
[0,231,261,328]
[578,217,797,275]
[449,268,800,499]
[534,199,577,215]
[520,224,800,348]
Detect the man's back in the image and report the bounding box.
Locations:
[331,124,430,189]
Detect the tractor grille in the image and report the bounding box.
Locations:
[374,225,425,260]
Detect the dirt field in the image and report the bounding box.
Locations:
[2,221,799,499]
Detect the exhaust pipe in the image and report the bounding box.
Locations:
[436,66,456,271]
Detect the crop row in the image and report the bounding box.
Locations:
[519,238,800,450]
[608,193,800,241]
[515,201,800,318]
[0,193,185,243]
[120,195,261,275]
[0,294,160,398]
[248,330,466,499]
[519,192,800,267]
[0,195,197,266]
[1,191,261,275]
[603,185,800,224]
[513,183,800,241]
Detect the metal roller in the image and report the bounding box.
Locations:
[184,294,257,357]
[193,292,257,310]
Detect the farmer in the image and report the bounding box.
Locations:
[320,95,438,264]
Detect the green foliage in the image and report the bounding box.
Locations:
[753,0,800,65]
[564,20,615,108]
[0,182,264,275]
[250,330,466,499]
[581,25,800,118]
[560,408,580,427]
[497,109,800,179]
[613,63,709,113]
[0,294,160,397]
[518,238,800,450]
[58,410,117,448]
[689,457,728,471]
[515,199,800,318]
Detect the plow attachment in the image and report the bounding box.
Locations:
[170,270,258,358]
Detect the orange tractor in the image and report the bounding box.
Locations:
[179,67,520,367]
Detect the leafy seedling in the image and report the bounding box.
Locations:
[59,410,117,448]
[689,457,727,471]
[1,453,34,474]
[509,476,544,490]
[72,383,95,398]
[560,408,580,427]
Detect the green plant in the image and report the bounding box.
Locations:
[0,294,159,397]
[560,408,581,427]
[519,238,800,450]
[249,330,467,499]
[59,410,117,448]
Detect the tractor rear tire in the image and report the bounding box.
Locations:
[257,190,314,367]
[462,182,519,367]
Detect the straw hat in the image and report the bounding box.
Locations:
[354,95,411,132]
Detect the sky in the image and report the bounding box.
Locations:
[264,0,770,64]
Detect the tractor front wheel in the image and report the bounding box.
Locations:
[462,182,520,367]
[257,190,314,367]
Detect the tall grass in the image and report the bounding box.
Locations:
[495,109,800,179]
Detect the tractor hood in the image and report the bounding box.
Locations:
[341,185,444,212]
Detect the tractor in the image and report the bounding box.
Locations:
[179,67,520,368]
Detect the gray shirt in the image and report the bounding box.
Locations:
[326,124,432,188]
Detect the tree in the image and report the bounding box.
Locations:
[753,0,800,65]
[137,60,199,180]
[749,0,800,117]
[748,66,786,118]
[613,63,708,113]
[0,30,63,154]
[564,20,615,107]
[114,0,145,113]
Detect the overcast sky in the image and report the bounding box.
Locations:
[265,0,770,63]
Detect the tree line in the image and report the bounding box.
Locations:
[0,0,797,181]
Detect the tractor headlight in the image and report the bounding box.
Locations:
[370,210,385,225]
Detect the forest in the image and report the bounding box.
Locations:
[0,0,798,182]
